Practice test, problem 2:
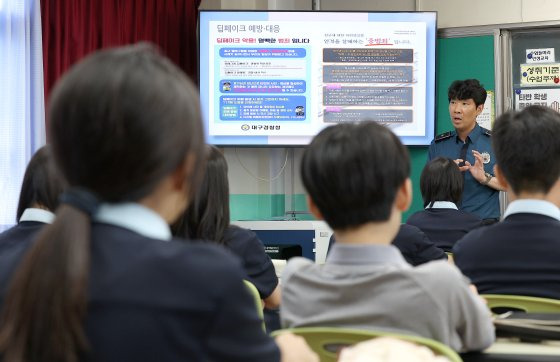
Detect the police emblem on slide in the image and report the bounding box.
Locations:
[481,152,491,164]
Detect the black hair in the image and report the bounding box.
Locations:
[493,105,560,194]
[0,44,205,362]
[172,145,231,245]
[16,145,66,222]
[448,79,487,107]
[300,121,410,230]
[420,157,464,208]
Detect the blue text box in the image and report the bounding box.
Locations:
[220,79,306,94]
[220,48,306,58]
[220,96,307,121]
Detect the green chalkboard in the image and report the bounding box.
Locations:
[403,35,495,221]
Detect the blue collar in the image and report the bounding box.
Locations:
[327,243,410,268]
[455,122,482,144]
[94,202,172,241]
[503,199,560,221]
[19,208,55,224]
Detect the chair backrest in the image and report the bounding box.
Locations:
[243,280,265,332]
[482,294,560,313]
[271,327,462,362]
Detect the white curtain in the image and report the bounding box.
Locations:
[0,0,45,231]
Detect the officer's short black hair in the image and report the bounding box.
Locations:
[493,105,560,194]
[301,121,410,230]
[448,79,487,107]
[420,157,463,208]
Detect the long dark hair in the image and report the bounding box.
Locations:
[172,145,230,245]
[16,145,66,222]
[0,44,205,362]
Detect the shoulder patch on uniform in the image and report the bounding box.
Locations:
[481,127,491,137]
[434,131,453,142]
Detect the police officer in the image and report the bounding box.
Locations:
[428,79,505,224]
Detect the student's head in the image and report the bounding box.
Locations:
[301,121,411,231]
[493,105,560,195]
[172,145,230,245]
[0,45,205,361]
[420,157,464,208]
[16,145,66,222]
[448,79,486,135]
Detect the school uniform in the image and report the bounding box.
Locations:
[406,201,482,252]
[454,199,560,299]
[223,225,278,299]
[0,208,54,252]
[0,203,279,362]
[327,224,447,266]
[281,243,494,351]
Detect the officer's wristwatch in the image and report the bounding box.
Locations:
[480,172,492,185]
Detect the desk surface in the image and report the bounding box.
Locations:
[462,338,560,362]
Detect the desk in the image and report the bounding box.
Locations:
[461,338,560,362]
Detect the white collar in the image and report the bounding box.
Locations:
[94,202,172,241]
[19,208,55,224]
[503,199,560,221]
[426,201,458,210]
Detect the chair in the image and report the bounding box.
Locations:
[243,280,265,332]
[271,327,462,362]
[482,294,560,313]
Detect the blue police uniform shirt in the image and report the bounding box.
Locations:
[428,123,500,220]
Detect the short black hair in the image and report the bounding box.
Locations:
[420,157,463,208]
[301,121,410,230]
[493,105,560,194]
[448,79,487,107]
[16,145,66,222]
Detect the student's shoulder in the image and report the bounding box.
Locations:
[282,256,314,282]
[412,260,469,289]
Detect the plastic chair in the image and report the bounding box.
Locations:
[243,280,265,331]
[271,327,462,362]
[482,294,560,313]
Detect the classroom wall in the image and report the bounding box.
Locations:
[198,0,544,222]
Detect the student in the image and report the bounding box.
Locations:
[328,224,447,266]
[454,105,560,299]
[172,145,280,309]
[281,121,494,352]
[0,45,317,362]
[0,145,65,250]
[428,79,504,223]
[407,157,482,252]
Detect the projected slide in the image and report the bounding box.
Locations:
[199,11,436,146]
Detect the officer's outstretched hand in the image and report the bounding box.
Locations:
[463,150,486,182]
[454,150,486,183]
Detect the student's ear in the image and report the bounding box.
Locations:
[494,164,509,190]
[171,153,196,194]
[395,178,412,212]
[306,195,323,220]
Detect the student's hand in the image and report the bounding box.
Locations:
[276,332,319,362]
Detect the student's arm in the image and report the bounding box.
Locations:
[264,285,281,309]
[447,267,495,351]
